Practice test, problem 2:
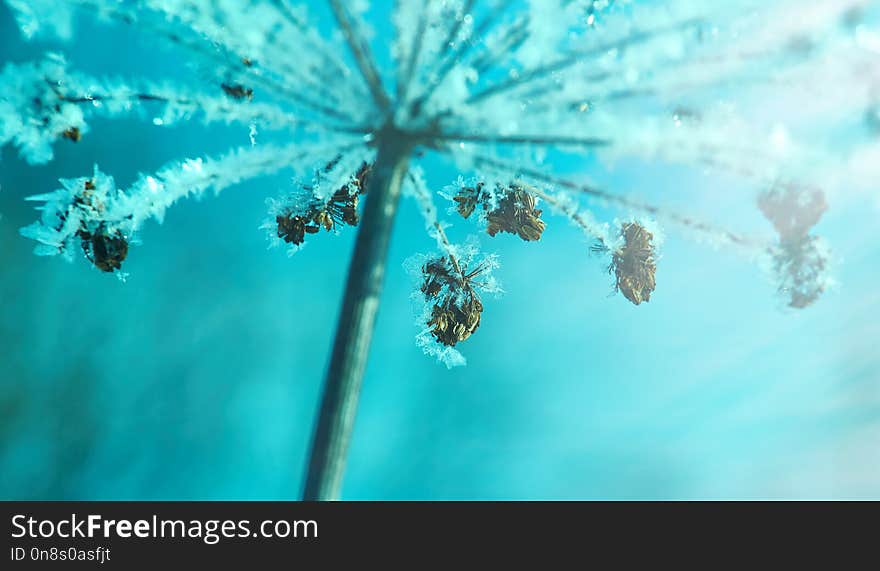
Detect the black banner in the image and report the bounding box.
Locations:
[0,501,872,566]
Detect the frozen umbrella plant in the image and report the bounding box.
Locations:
[2,0,878,499]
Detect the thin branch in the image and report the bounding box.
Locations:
[397,0,432,104]
[435,132,612,149]
[470,153,762,250]
[264,0,375,112]
[522,182,612,248]
[469,15,529,74]
[407,171,461,272]
[54,85,369,135]
[464,18,704,106]
[269,0,355,80]
[410,0,513,114]
[327,0,392,112]
[425,0,476,76]
[67,0,363,127]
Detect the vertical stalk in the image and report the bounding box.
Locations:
[302,129,413,500]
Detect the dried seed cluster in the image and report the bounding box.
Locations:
[771,235,829,309]
[59,179,129,273]
[420,257,485,347]
[610,222,657,305]
[275,162,372,246]
[221,83,254,101]
[758,185,829,308]
[79,224,128,273]
[454,183,546,242]
[62,126,82,142]
[453,182,484,219]
[33,92,82,144]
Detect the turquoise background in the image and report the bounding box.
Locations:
[1,2,878,499]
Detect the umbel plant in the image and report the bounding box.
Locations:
[1,0,877,499]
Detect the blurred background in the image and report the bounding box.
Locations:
[1,2,878,500]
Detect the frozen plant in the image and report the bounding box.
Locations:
[3,0,879,499]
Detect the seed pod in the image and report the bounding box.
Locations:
[454,182,546,241]
[276,213,310,245]
[610,222,657,305]
[421,258,451,297]
[420,256,487,347]
[485,186,545,241]
[273,163,372,247]
[62,127,82,142]
[453,183,485,219]
[771,235,829,309]
[327,184,360,227]
[221,83,254,101]
[427,296,483,346]
[79,225,128,273]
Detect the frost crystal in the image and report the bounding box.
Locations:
[3,0,876,362]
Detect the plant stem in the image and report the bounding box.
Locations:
[302,129,413,500]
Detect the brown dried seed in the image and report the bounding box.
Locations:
[611,222,657,305]
[314,210,334,232]
[485,185,546,242]
[221,83,254,101]
[453,184,485,219]
[79,226,128,273]
[62,127,82,142]
[328,185,360,227]
[420,257,486,346]
[420,259,452,297]
[427,297,483,346]
[274,163,372,246]
[276,213,308,245]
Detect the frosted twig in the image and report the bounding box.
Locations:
[327,0,391,112]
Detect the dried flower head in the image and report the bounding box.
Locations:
[274,164,371,246]
[453,182,546,242]
[758,185,827,240]
[61,126,81,142]
[275,212,318,246]
[486,184,546,242]
[610,222,657,305]
[78,224,129,273]
[221,83,254,101]
[453,183,485,219]
[420,256,487,347]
